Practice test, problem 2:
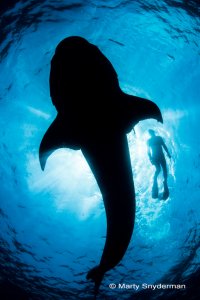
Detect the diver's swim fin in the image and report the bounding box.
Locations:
[162,180,169,200]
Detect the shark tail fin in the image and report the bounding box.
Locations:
[86,265,105,295]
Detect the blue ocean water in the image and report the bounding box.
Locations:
[0,1,200,299]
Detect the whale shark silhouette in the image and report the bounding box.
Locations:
[39,36,163,293]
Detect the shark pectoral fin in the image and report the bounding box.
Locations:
[39,116,62,171]
[122,94,163,133]
[39,115,80,170]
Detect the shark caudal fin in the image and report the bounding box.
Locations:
[39,115,80,170]
[86,265,105,296]
[121,93,163,133]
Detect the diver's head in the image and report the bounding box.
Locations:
[148,129,156,137]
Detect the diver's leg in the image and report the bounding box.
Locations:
[162,158,167,182]
[152,163,160,198]
[161,158,169,200]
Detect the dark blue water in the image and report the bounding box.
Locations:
[0,1,200,299]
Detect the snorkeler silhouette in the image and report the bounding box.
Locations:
[147,129,171,200]
[39,36,163,294]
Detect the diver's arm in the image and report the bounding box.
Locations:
[147,142,153,162]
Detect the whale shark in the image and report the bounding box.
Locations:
[39,36,163,293]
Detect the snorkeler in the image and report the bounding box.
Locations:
[147,129,171,200]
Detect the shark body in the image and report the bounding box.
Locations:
[39,36,163,292]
